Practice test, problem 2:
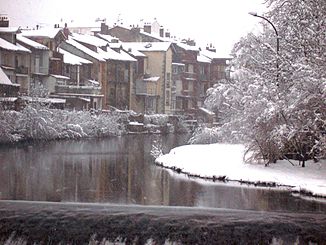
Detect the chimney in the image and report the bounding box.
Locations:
[159,26,164,37]
[143,23,151,34]
[165,30,170,38]
[101,22,108,34]
[131,26,140,34]
[206,43,216,52]
[0,15,9,27]
[63,23,70,38]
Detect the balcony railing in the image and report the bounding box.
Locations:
[15,66,28,75]
[55,85,101,95]
[182,72,196,81]
[179,90,195,97]
[33,66,49,75]
[135,80,157,96]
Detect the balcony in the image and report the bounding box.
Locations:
[182,72,196,81]
[55,84,101,96]
[135,80,158,96]
[33,66,49,75]
[179,89,195,98]
[15,66,28,75]
[52,51,64,60]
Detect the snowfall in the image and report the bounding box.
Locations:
[156,143,326,198]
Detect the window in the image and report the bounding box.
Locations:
[166,72,170,88]
[186,64,194,73]
[200,65,205,75]
[165,90,170,106]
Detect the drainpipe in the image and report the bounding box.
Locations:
[77,65,80,86]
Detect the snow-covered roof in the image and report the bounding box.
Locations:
[109,42,122,49]
[201,49,232,59]
[121,42,171,52]
[71,33,108,47]
[17,34,49,50]
[0,37,31,53]
[96,33,119,43]
[197,53,211,63]
[64,38,105,62]
[21,28,63,39]
[0,67,15,85]
[0,27,20,33]
[97,47,136,62]
[139,30,165,42]
[124,47,146,57]
[16,43,32,52]
[59,48,92,65]
[111,24,164,42]
[176,42,200,52]
[50,74,70,80]
[119,50,137,62]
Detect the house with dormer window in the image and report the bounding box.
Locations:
[21,28,67,72]
[0,27,31,95]
[16,34,50,95]
[120,42,173,114]
[61,33,136,110]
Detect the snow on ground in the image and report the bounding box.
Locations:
[156,144,326,197]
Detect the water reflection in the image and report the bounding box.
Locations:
[0,134,325,213]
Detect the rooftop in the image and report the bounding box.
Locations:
[0,37,31,53]
[21,28,63,39]
[0,27,20,33]
[201,49,232,59]
[72,33,108,47]
[64,37,105,62]
[121,42,171,52]
[197,53,211,63]
[59,48,92,65]
[17,34,49,50]
[0,67,16,86]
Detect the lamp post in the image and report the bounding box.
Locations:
[249,12,280,82]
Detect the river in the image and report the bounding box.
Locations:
[0,134,326,244]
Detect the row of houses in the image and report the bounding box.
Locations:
[0,17,231,116]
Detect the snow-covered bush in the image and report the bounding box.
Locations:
[150,138,163,158]
[0,104,127,143]
[174,119,190,134]
[188,126,220,144]
[0,110,23,143]
[16,105,60,140]
[144,114,169,126]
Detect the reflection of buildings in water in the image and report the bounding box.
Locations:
[1,136,326,213]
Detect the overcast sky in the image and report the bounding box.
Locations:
[1,0,267,56]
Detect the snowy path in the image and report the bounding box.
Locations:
[156,144,326,197]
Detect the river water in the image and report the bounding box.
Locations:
[0,134,326,244]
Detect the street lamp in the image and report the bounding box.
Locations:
[248,12,279,54]
[249,12,280,82]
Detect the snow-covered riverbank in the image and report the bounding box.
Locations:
[156,144,326,198]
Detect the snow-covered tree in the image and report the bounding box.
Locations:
[205,0,326,165]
